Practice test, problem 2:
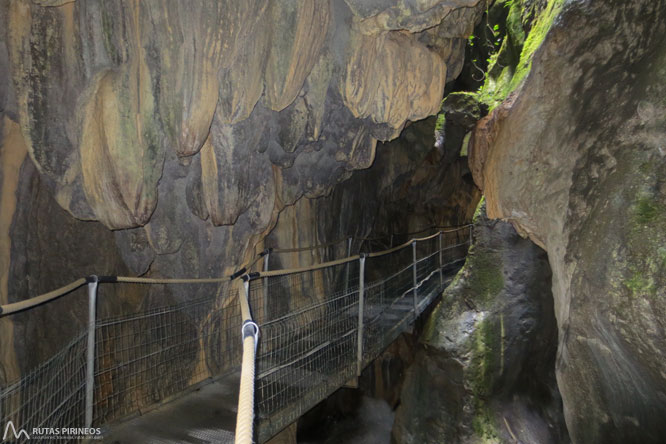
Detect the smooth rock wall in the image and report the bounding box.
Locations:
[393,204,567,444]
[469,0,666,441]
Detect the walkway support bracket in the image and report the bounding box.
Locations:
[356,254,366,377]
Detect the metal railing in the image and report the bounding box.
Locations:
[0,280,242,443]
[244,228,472,442]
[0,225,471,443]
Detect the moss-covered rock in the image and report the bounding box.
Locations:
[393,204,568,444]
[469,0,666,441]
[463,0,563,109]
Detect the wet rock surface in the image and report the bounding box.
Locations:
[393,205,568,444]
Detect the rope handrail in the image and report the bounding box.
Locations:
[0,274,240,316]
[266,224,471,253]
[253,254,361,278]
[0,225,471,316]
[255,228,459,278]
[356,223,472,242]
[0,278,88,316]
[0,251,269,316]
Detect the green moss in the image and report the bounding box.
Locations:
[634,196,662,224]
[472,405,500,443]
[638,162,652,174]
[473,196,486,223]
[625,271,656,297]
[659,247,666,268]
[469,317,501,442]
[470,318,496,396]
[435,113,446,133]
[507,0,564,90]
[505,0,526,49]
[468,252,504,304]
[622,157,666,302]
[468,204,505,303]
[476,0,565,109]
[460,132,472,157]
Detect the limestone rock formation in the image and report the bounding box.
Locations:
[469,0,666,442]
[1,0,480,233]
[393,205,568,444]
[0,0,483,401]
[262,111,481,265]
[340,30,447,134]
[6,0,664,442]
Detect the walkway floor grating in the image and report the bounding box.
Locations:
[102,372,239,444]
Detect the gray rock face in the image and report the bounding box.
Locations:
[470,0,666,442]
[1,0,480,231]
[393,205,568,444]
[263,113,480,267]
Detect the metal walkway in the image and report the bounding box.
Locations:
[102,372,239,443]
[0,226,471,443]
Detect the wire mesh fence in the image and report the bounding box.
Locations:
[251,261,360,442]
[93,282,241,424]
[0,281,242,443]
[0,224,472,444]
[0,333,87,444]
[252,226,472,442]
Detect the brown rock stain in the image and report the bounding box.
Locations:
[264,0,330,111]
[216,6,271,125]
[0,118,28,384]
[79,55,162,229]
[200,134,221,225]
[468,93,518,222]
[342,31,446,132]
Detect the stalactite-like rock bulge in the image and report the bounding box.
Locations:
[3,0,481,231]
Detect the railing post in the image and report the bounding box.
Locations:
[85,277,98,428]
[356,254,366,376]
[343,237,352,295]
[438,232,444,289]
[263,250,270,318]
[412,241,418,316]
[244,279,251,320]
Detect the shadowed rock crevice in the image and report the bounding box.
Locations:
[393,204,568,444]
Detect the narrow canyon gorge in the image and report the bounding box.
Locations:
[0,0,664,443]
